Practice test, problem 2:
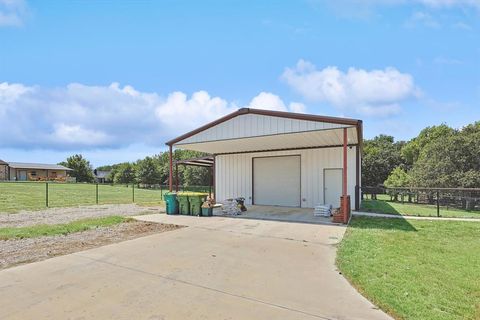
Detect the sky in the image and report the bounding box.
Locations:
[0,0,479,167]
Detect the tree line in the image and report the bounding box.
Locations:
[59,150,212,186]
[363,121,480,188]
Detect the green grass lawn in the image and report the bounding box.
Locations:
[337,216,480,320]
[361,194,480,218]
[0,182,167,213]
[0,215,130,240]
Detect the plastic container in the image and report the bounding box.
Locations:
[177,194,190,215]
[163,192,179,215]
[189,194,207,216]
[201,207,213,217]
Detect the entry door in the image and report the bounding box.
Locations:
[324,169,343,208]
[253,156,301,207]
[19,170,27,181]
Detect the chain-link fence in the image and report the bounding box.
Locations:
[0,181,212,213]
[361,186,480,218]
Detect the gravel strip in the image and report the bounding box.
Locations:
[0,204,165,228]
[0,220,181,269]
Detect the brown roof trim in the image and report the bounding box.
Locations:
[166,108,361,146]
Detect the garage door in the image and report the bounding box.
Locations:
[253,156,301,207]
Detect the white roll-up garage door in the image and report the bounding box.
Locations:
[253,155,301,207]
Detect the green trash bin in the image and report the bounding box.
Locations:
[189,193,208,216]
[177,193,190,215]
[201,207,213,217]
[163,192,179,215]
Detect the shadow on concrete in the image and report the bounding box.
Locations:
[212,205,340,226]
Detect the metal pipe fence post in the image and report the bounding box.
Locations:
[132,183,135,203]
[437,190,440,217]
[96,183,99,204]
[45,182,49,207]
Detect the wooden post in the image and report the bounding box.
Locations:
[168,145,173,192]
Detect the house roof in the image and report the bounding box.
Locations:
[166,108,363,154]
[0,159,7,165]
[6,162,73,171]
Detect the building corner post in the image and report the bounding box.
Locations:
[168,144,173,192]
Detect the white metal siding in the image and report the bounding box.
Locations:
[180,114,349,144]
[215,146,358,209]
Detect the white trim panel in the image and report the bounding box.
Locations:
[179,113,350,144]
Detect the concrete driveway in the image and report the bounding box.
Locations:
[0,214,391,320]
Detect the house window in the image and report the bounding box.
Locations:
[31,171,37,176]
[51,172,57,178]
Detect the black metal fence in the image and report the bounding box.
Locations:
[0,181,211,213]
[361,186,480,217]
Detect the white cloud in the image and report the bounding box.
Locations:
[433,56,463,64]
[155,90,236,134]
[0,82,303,150]
[245,91,306,113]
[417,0,480,9]
[281,59,419,116]
[405,11,440,28]
[452,21,472,29]
[0,0,28,27]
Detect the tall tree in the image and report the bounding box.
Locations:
[136,156,162,184]
[401,124,454,167]
[411,122,480,188]
[362,135,406,187]
[59,154,94,183]
[113,163,136,184]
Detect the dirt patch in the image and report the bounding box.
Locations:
[0,204,165,228]
[0,220,181,270]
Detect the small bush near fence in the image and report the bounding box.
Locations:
[0,182,211,213]
[361,186,480,218]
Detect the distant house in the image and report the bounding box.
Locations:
[0,160,8,181]
[0,160,73,181]
[93,169,111,183]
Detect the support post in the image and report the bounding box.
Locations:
[175,163,179,192]
[168,144,173,192]
[212,155,216,201]
[437,190,440,217]
[343,127,348,196]
[45,182,49,207]
[96,183,99,204]
[355,144,360,211]
[209,165,213,198]
[340,127,350,224]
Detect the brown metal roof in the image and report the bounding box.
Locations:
[166,108,362,146]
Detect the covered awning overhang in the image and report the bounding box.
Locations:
[175,156,214,168]
[166,108,362,155]
[164,108,362,217]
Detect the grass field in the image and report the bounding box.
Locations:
[361,194,480,218]
[0,182,169,213]
[0,216,129,240]
[337,216,480,320]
